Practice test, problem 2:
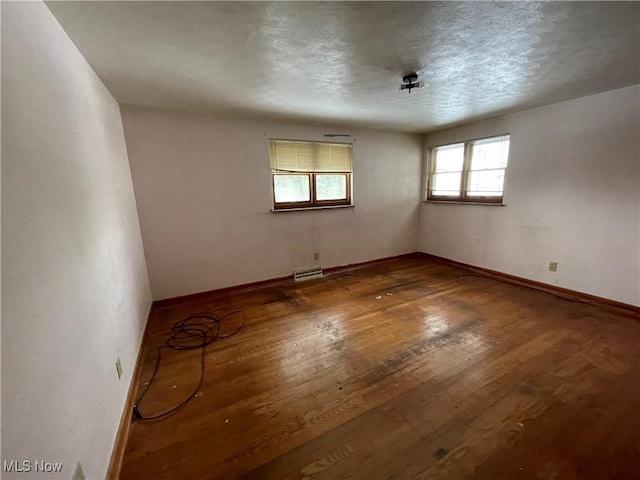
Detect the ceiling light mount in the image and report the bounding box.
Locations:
[398,72,423,93]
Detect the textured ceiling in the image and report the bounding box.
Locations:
[46,1,639,133]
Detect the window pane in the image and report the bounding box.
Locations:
[467,169,505,196]
[274,175,310,203]
[470,136,510,170]
[432,143,464,172]
[431,172,462,196]
[315,174,347,201]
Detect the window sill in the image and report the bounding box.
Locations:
[271,204,355,213]
[423,201,506,206]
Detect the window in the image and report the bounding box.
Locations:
[269,139,352,210]
[426,134,510,204]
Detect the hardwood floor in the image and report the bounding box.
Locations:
[119,254,640,479]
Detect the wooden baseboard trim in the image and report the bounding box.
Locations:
[153,275,293,308]
[152,250,637,314]
[323,252,423,275]
[421,253,640,315]
[106,306,153,480]
[152,252,422,308]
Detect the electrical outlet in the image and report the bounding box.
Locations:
[115,358,123,380]
[548,262,558,272]
[314,252,320,261]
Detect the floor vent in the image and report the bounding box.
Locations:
[293,266,323,281]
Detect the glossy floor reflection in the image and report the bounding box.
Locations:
[120,254,640,479]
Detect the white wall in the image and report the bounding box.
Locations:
[419,85,640,306]
[1,2,152,479]
[121,106,422,300]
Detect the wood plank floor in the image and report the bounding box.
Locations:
[119,254,640,479]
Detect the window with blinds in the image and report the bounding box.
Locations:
[427,134,510,204]
[269,140,353,210]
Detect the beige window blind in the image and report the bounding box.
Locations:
[269,140,352,173]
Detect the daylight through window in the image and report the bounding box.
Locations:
[270,140,352,210]
[427,134,510,204]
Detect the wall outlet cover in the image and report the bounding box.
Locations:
[548,262,558,272]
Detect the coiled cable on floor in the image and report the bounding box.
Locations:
[133,311,246,421]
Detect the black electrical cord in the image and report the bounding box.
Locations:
[133,311,246,421]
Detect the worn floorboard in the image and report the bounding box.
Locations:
[120,255,640,479]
